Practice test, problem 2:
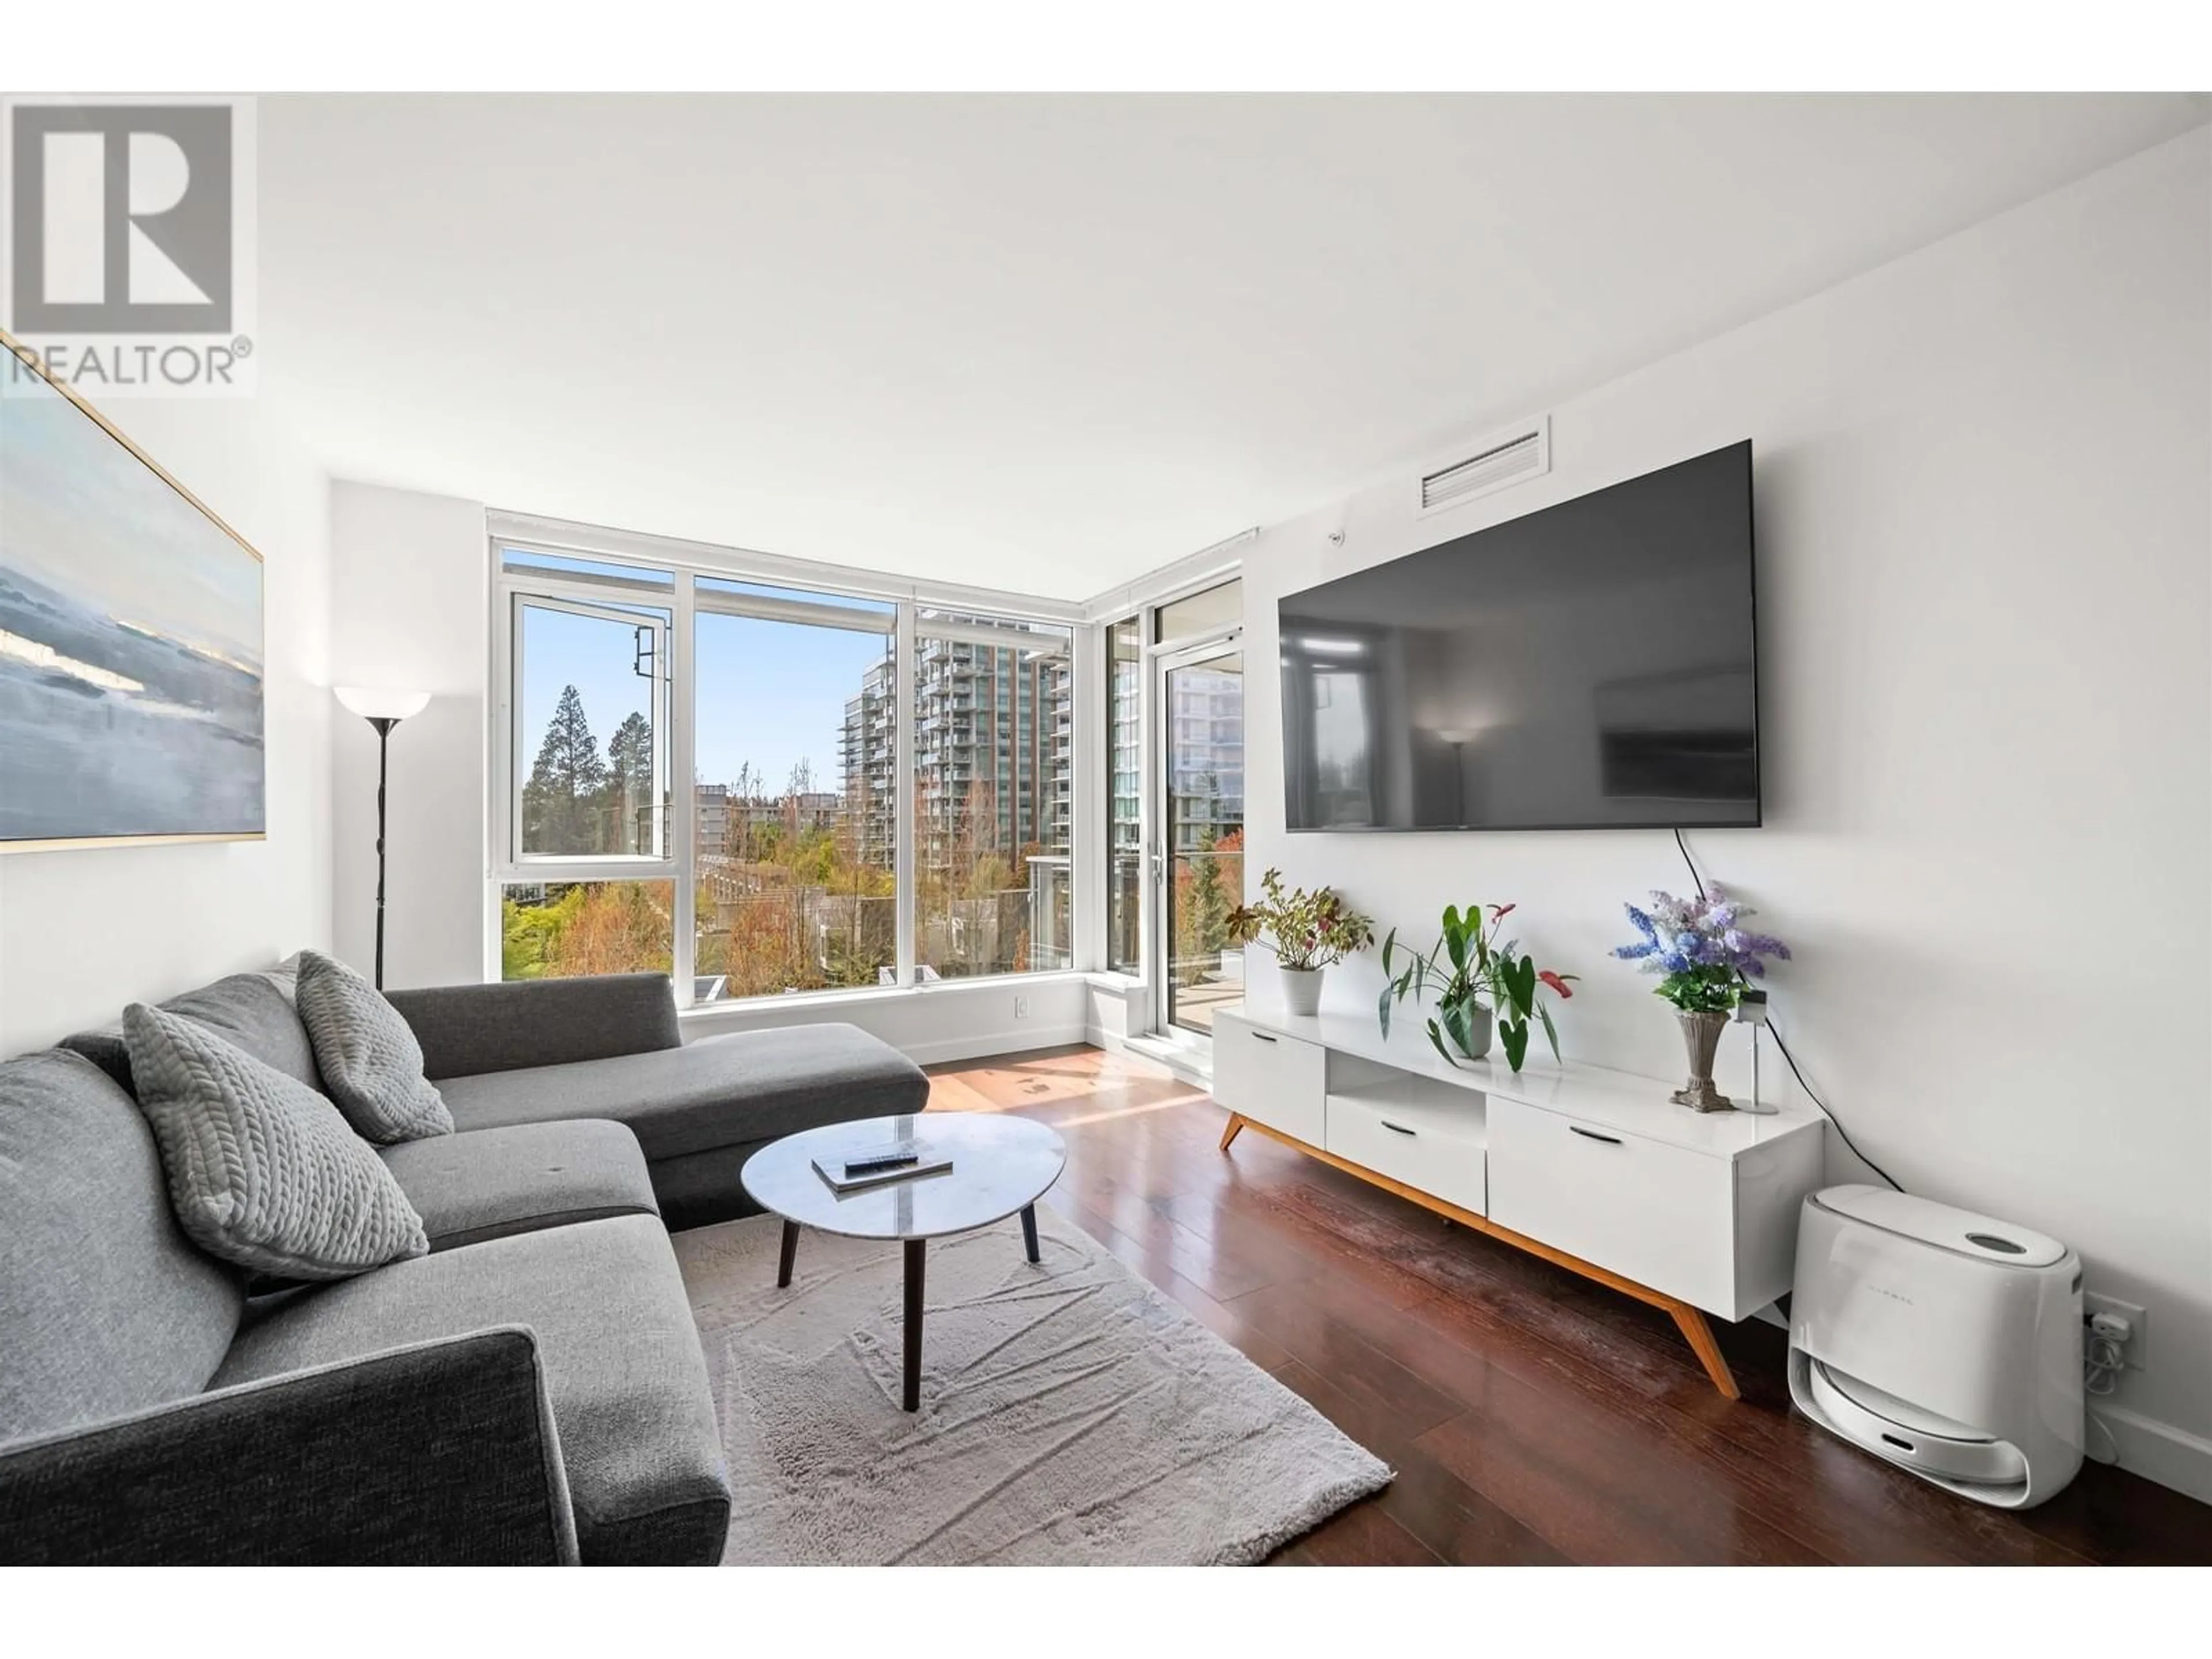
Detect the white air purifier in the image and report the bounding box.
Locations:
[1787,1184,2083,1509]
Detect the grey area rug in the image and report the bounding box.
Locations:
[673,1208,1391,1565]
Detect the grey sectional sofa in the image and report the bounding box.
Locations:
[0,967,930,1565]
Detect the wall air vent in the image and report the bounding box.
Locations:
[1416,416,1550,518]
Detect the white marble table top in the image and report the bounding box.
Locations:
[740,1111,1067,1241]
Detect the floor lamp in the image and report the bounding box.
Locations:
[334,687,432,990]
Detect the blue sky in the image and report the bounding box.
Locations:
[519,603,890,793]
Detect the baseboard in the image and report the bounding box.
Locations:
[2092,1403,2212,1504]
[907,1022,1089,1067]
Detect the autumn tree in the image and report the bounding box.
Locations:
[550,881,672,978]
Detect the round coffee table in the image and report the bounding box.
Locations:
[740,1112,1067,1412]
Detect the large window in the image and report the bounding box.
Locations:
[694,581,897,1001]
[912,609,1073,980]
[495,541,1079,1002]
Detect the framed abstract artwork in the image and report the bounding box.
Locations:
[1,328,266,853]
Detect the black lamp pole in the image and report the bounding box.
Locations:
[368,714,397,990]
[336,688,427,990]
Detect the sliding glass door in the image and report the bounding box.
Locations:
[1157,644,1245,1035]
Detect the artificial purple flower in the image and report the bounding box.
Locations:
[1616,888,1790,982]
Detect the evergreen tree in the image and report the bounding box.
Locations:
[604,710,656,852]
[523,685,608,852]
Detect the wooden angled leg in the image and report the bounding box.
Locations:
[1218,1112,1247,1153]
[1668,1301,1740,1400]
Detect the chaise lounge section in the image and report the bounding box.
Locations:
[384,975,932,1230]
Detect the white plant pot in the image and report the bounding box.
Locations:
[1279,965,1324,1017]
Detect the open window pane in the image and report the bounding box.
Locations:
[1106,616,1142,974]
[515,598,669,859]
[501,880,675,981]
[913,613,1073,979]
[694,604,897,1001]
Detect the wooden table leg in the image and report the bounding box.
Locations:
[1218,1112,1247,1153]
[903,1238,926,1412]
[1669,1301,1741,1400]
[776,1218,800,1289]
[1020,1203,1041,1264]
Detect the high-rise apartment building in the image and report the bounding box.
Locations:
[838,622,1072,877]
[838,660,899,870]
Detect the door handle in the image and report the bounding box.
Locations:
[1380,1120,1416,1137]
[1251,1031,1277,1044]
[1569,1126,1623,1146]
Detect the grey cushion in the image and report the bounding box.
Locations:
[379,1120,659,1252]
[62,970,324,1099]
[294,950,454,1145]
[387,975,682,1082]
[0,1051,244,1443]
[435,1022,928,1164]
[124,1003,430,1282]
[214,1215,730,1566]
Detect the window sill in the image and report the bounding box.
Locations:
[678,970,1094,1021]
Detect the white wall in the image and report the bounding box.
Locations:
[0,396,335,1055]
[1240,128,2212,1495]
[327,482,490,989]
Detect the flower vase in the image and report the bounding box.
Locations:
[1279,965,1324,1017]
[1670,1010,1736,1112]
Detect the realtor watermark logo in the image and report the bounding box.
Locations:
[1,94,256,396]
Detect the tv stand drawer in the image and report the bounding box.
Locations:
[1211,1014,1325,1145]
[1488,1097,1736,1313]
[1325,1086,1486,1217]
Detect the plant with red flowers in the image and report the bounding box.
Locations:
[1379,902,1576,1073]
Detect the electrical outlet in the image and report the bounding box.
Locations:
[1014,995,1030,1020]
[2084,1293,2149,1371]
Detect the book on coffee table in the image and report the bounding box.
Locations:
[812,1141,954,1193]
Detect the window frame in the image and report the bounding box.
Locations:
[487,516,1085,1006]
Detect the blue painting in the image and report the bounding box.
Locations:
[0,350,264,849]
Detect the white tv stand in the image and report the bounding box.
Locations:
[1211,1003,1825,1397]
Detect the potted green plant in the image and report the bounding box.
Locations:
[1225,869,1373,1017]
[1378,903,1575,1072]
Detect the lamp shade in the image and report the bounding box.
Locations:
[334,686,431,721]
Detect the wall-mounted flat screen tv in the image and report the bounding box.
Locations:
[1281,440,1758,832]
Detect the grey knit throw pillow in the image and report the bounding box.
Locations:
[123,1003,429,1281]
[294,950,454,1145]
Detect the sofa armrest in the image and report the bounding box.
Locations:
[0,1328,578,1565]
[385,974,681,1080]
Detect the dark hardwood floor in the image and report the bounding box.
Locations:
[924,1044,2212,1567]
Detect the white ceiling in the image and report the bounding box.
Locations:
[259,93,2209,599]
